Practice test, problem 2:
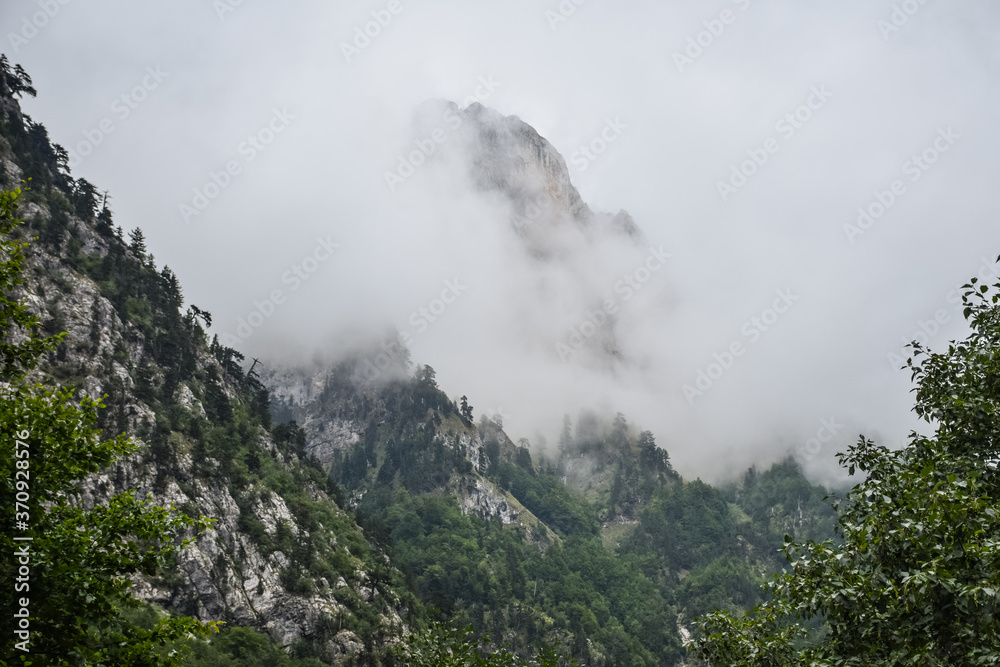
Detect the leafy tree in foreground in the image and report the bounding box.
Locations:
[0,186,218,665]
[694,262,1000,666]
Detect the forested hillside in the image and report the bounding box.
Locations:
[0,56,410,665]
[267,357,840,663]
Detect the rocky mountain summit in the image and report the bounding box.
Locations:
[412,100,643,254]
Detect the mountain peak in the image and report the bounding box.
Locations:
[412,100,644,247]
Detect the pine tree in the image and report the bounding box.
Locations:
[128,227,146,257]
[0,54,37,99]
[460,395,474,423]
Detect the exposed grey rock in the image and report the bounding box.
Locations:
[459,477,519,524]
[12,204,406,664]
[175,383,207,419]
[415,100,646,250]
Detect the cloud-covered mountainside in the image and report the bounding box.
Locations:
[2,67,841,665]
[257,99,698,474]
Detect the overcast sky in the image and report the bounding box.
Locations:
[5,0,1000,482]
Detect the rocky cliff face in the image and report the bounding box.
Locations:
[401,100,658,374]
[263,358,558,546]
[414,100,644,255]
[3,171,562,656]
[1,110,408,663]
[253,101,663,497]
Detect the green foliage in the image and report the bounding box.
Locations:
[328,374,689,662]
[394,618,572,666]
[0,188,219,665]
[357,490,683,664]
[633,479,734,571]
[556,413,678,516]
[174,624,325,667]
[694,264,1000,665]
[727,458,837,543]
[678,557,762,619]
[0,54,37,100]
[325,361,844,664]
[0,63,70,195]
[496,461,598,536]
[187,627,326,666]
[0,186,60,379]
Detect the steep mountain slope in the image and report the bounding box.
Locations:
[266,348,839,664]
[266,357,689,663]
[417,101,642,247]
[261,100,840,664]
[403,100,656,370]
[0,66,410,664]
[266,357,555,541]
